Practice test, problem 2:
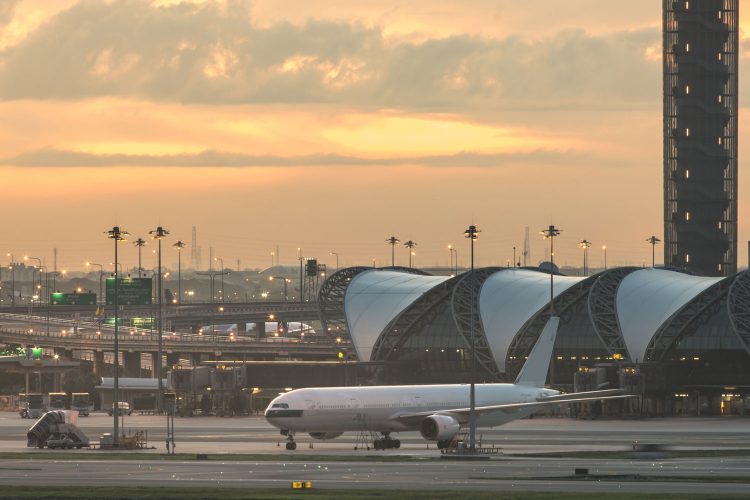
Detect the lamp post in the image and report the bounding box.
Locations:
[404,240,417,268]
[173,241,186,304]
[386,236,400,267]
[37,265,48,304]
[448,245,457,276]
[646,236,661,268]
[106,225,128,446]
[213,257,225,301]
[196,269,228,303]
[330,252,339,273]
[269,276,290,301]
[25,257,42,303]
[602,245,608,270]
[149,226,169,413]
[298,248,303,305]
[133,238,147,277]
[541,226,561,317]
[6,253,15,306]
[463,224,480,453]
[578,240,591,276]
[50,269,65,296]
[86,262,104,304]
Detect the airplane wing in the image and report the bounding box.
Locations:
[395,389,638,425]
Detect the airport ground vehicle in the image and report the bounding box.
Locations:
[107,402,132,416]
[48,392,69,410]
[27,410,89,449]
[71,393,91,417]
[19,393,45,419]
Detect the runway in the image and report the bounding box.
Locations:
[1,412,749,494]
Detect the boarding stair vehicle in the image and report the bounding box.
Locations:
[26,410,90,449]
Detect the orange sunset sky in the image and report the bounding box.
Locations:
[1,0,749,271]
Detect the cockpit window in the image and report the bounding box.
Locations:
[272,403,289,408]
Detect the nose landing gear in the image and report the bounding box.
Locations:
[283,431,297,450]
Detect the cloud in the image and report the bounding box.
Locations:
[0,147,609,168]
[0,1,18,26]
[0,0,662,110]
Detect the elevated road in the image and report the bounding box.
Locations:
[1,301,321,330]
[0,309,342,361]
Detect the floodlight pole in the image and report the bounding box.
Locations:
[464,224,480,453]
[579,239,591,276]
[404,240,417,268]
[107,226,128,446]
[646,236,661,268]
[386,236,400,267]
[541,226,561,317]
[150,226,170,414]
[133,238,146,277]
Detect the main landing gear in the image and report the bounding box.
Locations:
[373,433,400,451]
[282,430,297,450]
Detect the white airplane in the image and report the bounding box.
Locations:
[265,318,634,450]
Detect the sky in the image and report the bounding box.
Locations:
[1,0,749,272]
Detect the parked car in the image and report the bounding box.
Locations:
[107,402,132,416]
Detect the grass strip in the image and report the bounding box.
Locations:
[0,451,434,462]
[0,486,746,500]
[509,448,750,459]
[471,474,750,484]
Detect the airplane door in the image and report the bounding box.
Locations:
[304,399,316,416]
[347,398,360,409]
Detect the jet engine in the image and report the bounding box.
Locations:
[308,432,344,440]
[419,415,460,441]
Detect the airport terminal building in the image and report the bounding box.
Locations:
[319,266,750,417]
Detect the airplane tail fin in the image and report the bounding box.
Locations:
[514,316,559,387]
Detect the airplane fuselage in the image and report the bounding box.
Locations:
[265,383,560,434]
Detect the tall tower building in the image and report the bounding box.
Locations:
[663,0,738,276]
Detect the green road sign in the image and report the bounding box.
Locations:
[103,317,154,328]
[50,292,97,305]
[105,277,153,305]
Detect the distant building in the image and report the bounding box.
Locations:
[663,0,738,276]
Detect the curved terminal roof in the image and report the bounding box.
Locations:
[616,268,723,362]
[479,269,584,372]
[344,270,449,361]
